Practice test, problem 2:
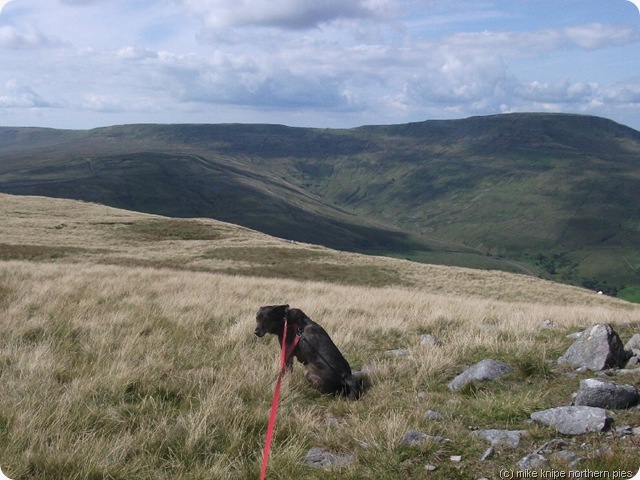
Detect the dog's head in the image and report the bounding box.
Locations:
[254,304,289,337]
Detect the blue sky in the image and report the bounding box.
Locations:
[0,0,639,130]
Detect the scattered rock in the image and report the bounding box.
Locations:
[590,444,614,459]
[534,438,569,454]
[614,425,633,436]
[385,348,410,357]
[401,430,449,446]
[517,453,549,470]
[567,331,583,340]
[471,429,527,448]
[574,378,639,409]
[361,364,379,375]
[539,319,554,329]
[624,333,640,351]
[626,354,640,368]
[551,450,582,467]
[420,334,442,347]
[479,447,493,461]
[424,410,444,421]
[353,364,378,380]
[448,359,512,391]
[530,406,613,435]
[303,447,355,469]
[425,464,438,472]
[632,426,640,436]
[557,324,630,371]
[324,416,340,427]
[598,368,640,376]
[450,455,462,462]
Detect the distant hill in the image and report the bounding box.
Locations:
[1,113,639,300]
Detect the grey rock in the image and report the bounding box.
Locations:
[557,324,630,371]
[324,417,340,427]
[420,334,442,347]
[530,406,613,435]
[627,355,640,368]
[425,464,438,472]
[624,333,640,351]
[479,447,493,461]
[534,438,569,454]
[424,410,444,421]
[590,445,614,458]
[385,348,410,357]
[539,319,554,329]
[609,367,640,375]
[447,359,512,391]
[401,430,449,446]
[574,378,639,409]
[552,450,582,467]
[567,331,583,340]
[615,425,633,436]
[303,447,354,468]
[471,429,527,448]
[517,453,549,470]
[359,364,379,376]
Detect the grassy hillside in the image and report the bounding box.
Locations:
[0,193,639,479]
[1,113,639,300]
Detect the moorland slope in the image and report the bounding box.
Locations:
[0,193,639,479]
[1,113,639,299]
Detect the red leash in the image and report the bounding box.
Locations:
[259,318,301,480]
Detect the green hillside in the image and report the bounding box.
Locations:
[1,113,639,299]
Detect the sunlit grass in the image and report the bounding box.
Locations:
[0,193,638,479]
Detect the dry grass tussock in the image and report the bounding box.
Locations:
[0,193,639,479]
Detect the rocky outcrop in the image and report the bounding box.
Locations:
[557,324,630,371]
[301,328,640,473]
[447,359,512,391]
[303,447,355,468]
[574,378,639,409]
[471,429,527,448]
[530,406,613,435]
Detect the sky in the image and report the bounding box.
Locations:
[0,0,639,130]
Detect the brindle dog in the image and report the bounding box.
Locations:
[254,304,362,400]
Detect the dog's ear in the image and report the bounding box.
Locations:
[283,304,290,313]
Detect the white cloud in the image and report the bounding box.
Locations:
[516,80,597,104]
[181,0,391,30]
[58,0,108,5]
[564,23,640,49]
[0,0,639,129]
[434,23,640,59]
[0,80,50,108]
[116,46,159,61]
[0,26,62,49]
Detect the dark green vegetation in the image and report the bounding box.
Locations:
[1,113,639,299]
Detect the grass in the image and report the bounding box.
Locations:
[619,286,640,304]
[0,193,639,479]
